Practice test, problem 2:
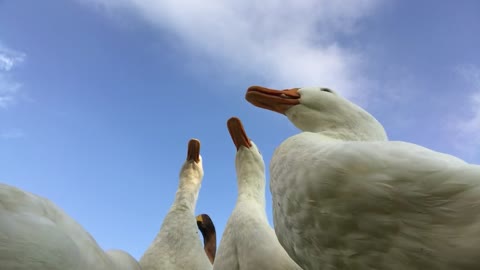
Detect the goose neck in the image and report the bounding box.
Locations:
[172,182,200,212]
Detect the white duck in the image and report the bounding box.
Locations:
[246,86,480,270]
[140,139,212,270]
[0,183,141,270]
[213,117,302,270]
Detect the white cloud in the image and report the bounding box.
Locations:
[458,92,480,135]
[0,43,25,109]
[456,66,480,129]
[0,128,25,139]
[80,0,383,98]
[452,65,480,156]
[0,51,25,72]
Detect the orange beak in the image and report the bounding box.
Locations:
[187,139,201,163]
[245,86,300,114]
[227,117,252,150]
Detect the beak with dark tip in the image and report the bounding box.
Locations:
[227,117,252,150]
[245,86,300,114]
[187,139,201,163]
[196,214,217,264]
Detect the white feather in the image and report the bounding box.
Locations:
[214,141,302,270]
[255,86,480,269]
[0,183,141,270]
[140,155,212,270]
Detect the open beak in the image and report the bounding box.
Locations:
[227,117,252,150]
[187,139,201,163]
[245,86,300,114]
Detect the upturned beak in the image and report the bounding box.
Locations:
[187,139,201,163]
[245,86,300,114]
[227,117,252,150]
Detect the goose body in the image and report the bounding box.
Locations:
[246,86,480,270]
[213,118,302,270]
[140,139,212,270]
[0,183,141,270]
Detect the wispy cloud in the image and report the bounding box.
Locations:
[0,47,25,72]
[80,0,383,98]
[452,65,480,157]
[0,43,26,109]
[0,128,26,139]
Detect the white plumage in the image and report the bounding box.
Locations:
[140,139,212,270]
[0,183,141,270]
[246,86,480,270]
[213,117,302,270]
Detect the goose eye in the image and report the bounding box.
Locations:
[321,88,332,93]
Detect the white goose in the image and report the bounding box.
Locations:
[140,139,212,270]
[246,86,480,270]
[213,117,302,270]
[0,183,141,270]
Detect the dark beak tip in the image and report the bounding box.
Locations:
[187,139,201,163]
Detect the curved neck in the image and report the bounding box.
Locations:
[172,178,201,212]
[237,182,265,207]
[315,128,387,142]
[202,229,216,264]
[236,165,266,208]
[286,106,388,141]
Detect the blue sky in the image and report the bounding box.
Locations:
[1,0,479,260]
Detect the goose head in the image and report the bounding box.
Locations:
[196,214,217,264]
[246,86,387,141]
[227,117,265,197]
